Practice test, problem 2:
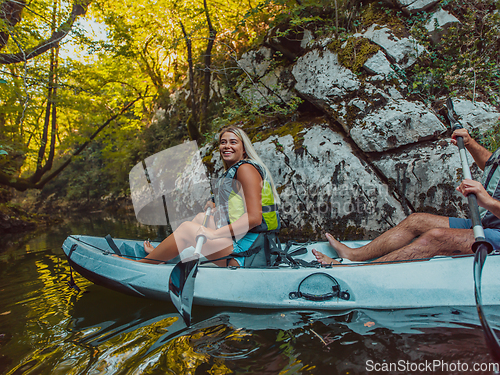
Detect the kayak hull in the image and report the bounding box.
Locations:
[62,235,500,309]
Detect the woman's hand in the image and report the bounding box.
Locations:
[196,225,218,241]
[204,199,215,210]
[456,179,493,209]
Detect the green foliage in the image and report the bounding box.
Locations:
[471,118,500,153]
[261,0,363,40]
[401,0,500,104]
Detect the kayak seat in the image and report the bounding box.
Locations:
[118,243,133,257]
[133,243,147,259]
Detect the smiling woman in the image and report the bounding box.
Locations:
[127,126,281,268]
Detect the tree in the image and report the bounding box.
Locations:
[93,0,264,142]
[0,0,92,64]
[0,0,150,192]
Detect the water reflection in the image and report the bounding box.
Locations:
[1,215,499,374]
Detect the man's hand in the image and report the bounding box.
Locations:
[451,128,473,147]
[456,179,493,209]
[450,128,492,171]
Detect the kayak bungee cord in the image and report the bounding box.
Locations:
[446,98,500,363]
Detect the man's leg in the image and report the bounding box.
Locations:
[373,227,475,262]
[319,213,450,262]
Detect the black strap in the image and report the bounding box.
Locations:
[65,244,81,292]
[483,151,500,188]
[262,204,278,213]
[105,234,122,256]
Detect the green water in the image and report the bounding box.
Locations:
[1,213,499,374]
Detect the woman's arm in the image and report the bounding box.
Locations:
[201,163,263,240]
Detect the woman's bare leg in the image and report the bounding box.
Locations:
[139,216,229,264]
[141,214,215,260]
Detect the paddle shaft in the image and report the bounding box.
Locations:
[194,206,212,258]
[448,98,500,362]
[454,134,486,241]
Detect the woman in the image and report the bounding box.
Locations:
[138,126,280,267]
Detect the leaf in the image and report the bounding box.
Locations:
[0,311,11,315]
[0,150,8,156]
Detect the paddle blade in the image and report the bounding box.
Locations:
[168,259,200,326]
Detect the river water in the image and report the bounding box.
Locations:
[1,213,499,374]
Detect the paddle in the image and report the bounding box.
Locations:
[446,98,500,362]
[168,206,212,326]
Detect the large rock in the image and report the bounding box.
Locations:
[449,98,500,132]
[382,0,440,14]
[293,49,361,100]
[292,49,361,131]
[237,66,296,109]
[363,50,396,78]
[205,124,407,239]
[350,99,447,152]
[362,24,426,68]
[237,47,273,78]
[373,140,479,217]
[425,9,460,44]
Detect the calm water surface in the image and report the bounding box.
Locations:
[1,213,499,374]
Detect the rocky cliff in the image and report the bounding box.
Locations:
[169,0,500,240]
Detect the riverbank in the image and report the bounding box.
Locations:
[0,189,135,237]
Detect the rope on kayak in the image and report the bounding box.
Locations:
[319,253,493,267]
[473,243,500,363]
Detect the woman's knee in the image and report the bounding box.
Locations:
[174,221,197,241]
[192,212,205,224]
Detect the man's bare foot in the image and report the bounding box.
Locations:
[312,249,342,265]
[144,240,155,254]
[325,233,353,259]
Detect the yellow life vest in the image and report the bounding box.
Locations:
[215,160,280,233]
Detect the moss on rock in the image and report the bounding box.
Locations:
[328,37,380,73]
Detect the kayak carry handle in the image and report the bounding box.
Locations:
[289,273,350,301]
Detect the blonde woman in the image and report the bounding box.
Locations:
[139,126,280,267]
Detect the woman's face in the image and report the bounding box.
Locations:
[219,131,246,167]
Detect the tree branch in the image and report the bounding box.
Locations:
[0,0,91,64]
[0,96,142,191]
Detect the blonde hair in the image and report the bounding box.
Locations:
[219,126,280,204]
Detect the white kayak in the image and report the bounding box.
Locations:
[62,235,500,310]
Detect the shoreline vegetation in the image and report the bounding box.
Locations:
[0,190,135,236]
[1,0,499,241]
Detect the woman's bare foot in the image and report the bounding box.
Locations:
[325,233,354,259]
[312,249,342,265]
[144,240,155,254]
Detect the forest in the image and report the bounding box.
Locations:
[1,0,499,234]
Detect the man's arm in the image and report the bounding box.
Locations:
[457,179,500,218]
[451,128,492,171]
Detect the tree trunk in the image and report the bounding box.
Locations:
[200,0,217,136]
[0,97,141,191]
[180,20,201,142]
[31,0,59,184]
